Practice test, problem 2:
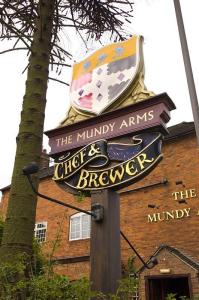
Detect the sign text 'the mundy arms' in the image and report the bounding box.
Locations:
[56,110,154,151]
[46,95,175,155]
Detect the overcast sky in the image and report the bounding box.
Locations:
[0,0,199,190]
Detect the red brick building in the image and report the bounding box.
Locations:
[1,121,199,299]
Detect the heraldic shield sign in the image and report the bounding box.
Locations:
[70,36,142,115]
[45,35,176,195]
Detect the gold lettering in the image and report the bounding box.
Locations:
[148,214,157,223]
[99,171,109,186]
[172,192,180,201]
[109,166,125,183]
[184,208,191,217]
[180,190,189,199]
[76,169,89,189]
[79,149,87,164]
[88,173,99,188]
[157,212,165,221]
[88,143,100,157]
[64,160,72,175]
[175,209,184,219]
[53,163,64,180]
[71,155,79,169]
[172,189,197,201]
[189,189,197,198]
[125,160,138,176]
[165,211,175,220]
[137,153,154,170]
[147,208,191,223]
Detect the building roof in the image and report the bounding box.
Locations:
[0,121,195,192]
[164,121,195,141]
[138,244,199,273]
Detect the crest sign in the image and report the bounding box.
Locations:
[70,36,142,115]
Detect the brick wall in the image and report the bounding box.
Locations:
[139,249,199,299]
[1,130,199,298]
[120,134,199,267]
[54,261,90,280]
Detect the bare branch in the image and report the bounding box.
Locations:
[0,0,134,71]
[22,64,29,74]
[0,47,28,55]
[49,62,72,67]
[0,18,32,50]
[48,76,69,86]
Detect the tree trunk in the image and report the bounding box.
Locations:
[0,0,55,261]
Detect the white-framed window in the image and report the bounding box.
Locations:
[132,288,139,300]
[131,276,139,300]
[34,222,47,243]
[69,212,91,241]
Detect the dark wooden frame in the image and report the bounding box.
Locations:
[90,189,121,296]
[145,274,193,300]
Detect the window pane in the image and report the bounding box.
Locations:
[70,216,81,240]
[34,222,47,243]
[69,213,91,240]
[37,223,45,228]
[82,214,91,239]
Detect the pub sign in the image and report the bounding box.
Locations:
[45,36,175,194]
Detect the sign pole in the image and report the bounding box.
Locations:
[90,189,121,297]
[173,0,199,146]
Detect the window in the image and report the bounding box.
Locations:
[69,212,91,241]
[132,288,139,300]
[34,222,47,243]
[129,275,139,300]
